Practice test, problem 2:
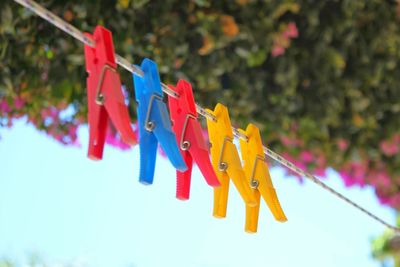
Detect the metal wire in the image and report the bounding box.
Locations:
[13,0,400,233]
[262,147,400,232]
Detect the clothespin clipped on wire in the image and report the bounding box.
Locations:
[206,103,257,219]
[168,80,220,200]
[239,124,287,233]
[133,59,187,184]
[84,26,137,160]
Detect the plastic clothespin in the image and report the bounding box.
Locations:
[133,58,187,185]
[84,25,137,160]
[206,103,257,218]
[168,80,220,200]
[239,124,287,233]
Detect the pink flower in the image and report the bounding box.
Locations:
[284,22,299,39]
[54,134,63,142]
[379,140,398,156]
[105,127,131,151]
[377,194,391,205]
[0,99,11,113]
[314,167,327,177]
[67,124,79,143]
[388,194,400,208]
[271,46,285,57]
[49,107,59,119]
[352,162,366,180]
[337,139,349,151]
[369,171,391,188]
[272,22,299,58]
[40,106,59,120]
[280,136,291,146]
[339,170,352,187]
[300,150,314,163]
[14,97,25,110]
[41,109,50,120]
[376,172,391,187]
[339,162,367,188]
[158,146,167,158]
[280,135,299,147]
[68,124,78,136]
[106,133,131,150]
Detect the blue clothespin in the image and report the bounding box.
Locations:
[133,58,187,184]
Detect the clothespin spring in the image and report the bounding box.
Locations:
[179,114,197,151]
[250,155,265,189]
[144,94,163,132]
[218,136,233,172]
[94,64,116,105]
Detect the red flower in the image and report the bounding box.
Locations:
[0,99,11,113]
[271,46,285,57]
[284,22,299,38]
[14,97,25,110]
[300,150,314,163]
[337,139,349,151]
[379,140,398,156]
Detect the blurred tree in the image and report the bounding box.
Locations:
[0,0,400,266]
[1,0,400,210]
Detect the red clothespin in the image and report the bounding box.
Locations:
[168,80,220,200]
[84,26,137,160]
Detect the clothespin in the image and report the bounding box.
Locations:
[133,58,187,185]
[168,80,220,200]
[239,124,287,233]
[206,103,257,218]
[84,25,137,160]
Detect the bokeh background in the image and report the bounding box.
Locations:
[1,0,400,266]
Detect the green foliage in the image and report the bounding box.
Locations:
[372,216,400,267]
[3,0,400,262]
[1,1,400,207]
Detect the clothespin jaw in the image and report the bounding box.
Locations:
[84,25,136,160]
[239,124,287,233]
[168,80,220,200]
[205,103,256,219]
[133,58,187,185]
[168,79,197,117]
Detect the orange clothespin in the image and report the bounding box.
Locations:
[206,103,257,219]
[239,124,287,233]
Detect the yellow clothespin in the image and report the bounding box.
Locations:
[239,124,287,233]
[206,104,257,219]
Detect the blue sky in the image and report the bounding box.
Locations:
[0,119,396,267]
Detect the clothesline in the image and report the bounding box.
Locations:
[12,0,400,233]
